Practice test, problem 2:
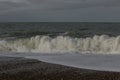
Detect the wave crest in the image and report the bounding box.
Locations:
[0,35,120,54]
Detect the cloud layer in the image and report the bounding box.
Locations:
[0,0,120,22]
[0,0,120,14]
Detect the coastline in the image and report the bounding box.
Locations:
[0,56,120,80]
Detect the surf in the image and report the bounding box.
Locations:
[0,35,120,54]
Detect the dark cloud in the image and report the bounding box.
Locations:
[0,0,120,13]
[0,0,29,14]
[0,0,120,22]
[0,1,27,10]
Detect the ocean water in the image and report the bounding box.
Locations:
[0,22,120,54]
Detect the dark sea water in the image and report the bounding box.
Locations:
[0,22,120,38]
[0,22,120,53]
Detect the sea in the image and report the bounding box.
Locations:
[0,22,120,54]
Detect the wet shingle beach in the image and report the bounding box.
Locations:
[0,57,120,80]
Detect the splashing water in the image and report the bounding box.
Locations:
[0,35,120,54]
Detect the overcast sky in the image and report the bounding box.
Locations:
[0,0,120,22]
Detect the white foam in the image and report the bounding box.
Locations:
[1,35,120,54]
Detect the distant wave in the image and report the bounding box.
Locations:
[0,35,120,54]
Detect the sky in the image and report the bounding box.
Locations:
[0,0,120,22]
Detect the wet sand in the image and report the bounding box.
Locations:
[0,57,120,80]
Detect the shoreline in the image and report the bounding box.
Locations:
[0,57,120,80]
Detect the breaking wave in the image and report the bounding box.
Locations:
[1,35,120,54]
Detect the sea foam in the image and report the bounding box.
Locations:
[0,35,120,54]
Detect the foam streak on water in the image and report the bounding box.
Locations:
[0,35,120,54]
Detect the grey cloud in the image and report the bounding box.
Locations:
[24,0,120,11]
[0,0,120,22]
[0,0,28,3]
[0,0,120,13]
[0,0,30,14]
